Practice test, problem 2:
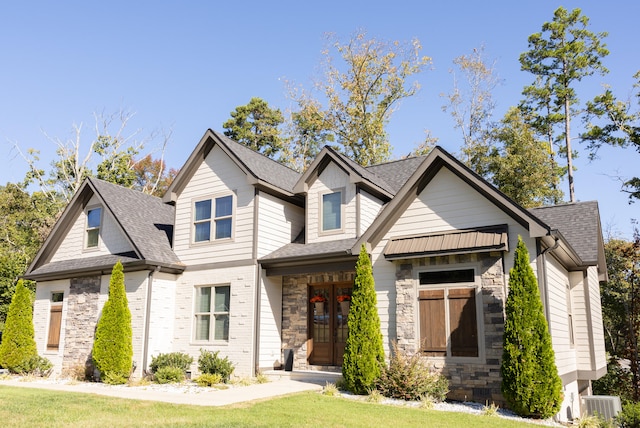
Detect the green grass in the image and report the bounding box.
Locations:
[0,386,536,427]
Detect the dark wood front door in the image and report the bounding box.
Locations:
[308,282,353,366]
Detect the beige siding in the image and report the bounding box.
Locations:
[370,244,398,353]
[359,190,384,235]
[587,266,607,371]
[172,265,257,377]
[571,271,591,369]
[51,195,132,262]
[307,162,357,243]
[34,279,70,377]
[146,272,178,362]
[545,255,577,377]
[173,145,255,265]
[256,192,304,258]
[258,272,283,369]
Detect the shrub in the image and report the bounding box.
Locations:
[593,357,634,403]
[102,371,128,385]
[501,237,562,418]
[194,373,222,387]
[154,366,185,384]
[376,343,448,402]
[342,245,385,395]
[617,401,640,428]
[24,355,53,377]
[198,349,234,382]
[92,261,133,383]
[0,280,39,373]
[149,352,193,374]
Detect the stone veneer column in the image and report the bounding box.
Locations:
[62,276,101,377]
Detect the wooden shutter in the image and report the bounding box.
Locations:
[419,290,446,356]
[448,288,478,357]
[47,305,62,350]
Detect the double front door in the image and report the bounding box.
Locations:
[308,282,352,366]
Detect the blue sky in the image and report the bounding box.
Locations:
[0,1,638,238]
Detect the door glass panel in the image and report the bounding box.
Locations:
[311,288,329,344]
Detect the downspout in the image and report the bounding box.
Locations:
[142,266,160,376]
[252,188,261,375]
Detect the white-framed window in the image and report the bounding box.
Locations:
[47,292,64,351]
[85,207,102,249]
[193,195,233,243]
[194,285,230,342]
[417,268,481,359]
[321,189,343,232]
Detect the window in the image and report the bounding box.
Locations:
[86,207,101,248]
[322,191,342,232]
[47,292,64,351]
[418,269,479,358]
[193,195,233,242]
[194,285,230,341]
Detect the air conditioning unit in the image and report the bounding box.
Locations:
[582,395,622,421]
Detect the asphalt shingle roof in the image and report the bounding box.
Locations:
[259,238,358,261]
[366,155,428,194]
[530,201,601,263]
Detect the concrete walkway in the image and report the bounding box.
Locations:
[0,377,324,406]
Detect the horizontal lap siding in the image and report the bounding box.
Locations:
[147,273,178,360]
[173,145,254,265]
[360,190,384,234]
[570,271,592,370]
[256,192,304,258]
[588,266,606,371]
[259,273,282,369]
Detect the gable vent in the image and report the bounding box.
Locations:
[582,395,621,421]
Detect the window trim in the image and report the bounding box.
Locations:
[84,205,103,251]
[46,291,64,351]
[191,193,235,245]
[416,265,485,362]
[319,188,345,235]
[192,284,231,343]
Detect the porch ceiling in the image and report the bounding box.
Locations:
[384,224,509,260]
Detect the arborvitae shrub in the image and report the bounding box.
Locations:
[92,261,133,384]
[0,280,39,373]
[149,352,193,374]
[501,237,562,418]
[198,349,234,382]
[342,245,385,395]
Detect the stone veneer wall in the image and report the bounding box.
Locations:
[62,276,101,377]
[395,252,506,405]
[281,271,355,370]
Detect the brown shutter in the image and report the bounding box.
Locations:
[419,290,446,356]
[449,288,478,357]
[47,305,62,350]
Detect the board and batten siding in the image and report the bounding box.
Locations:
[256,192,304,259]
[258,272,283,370]
[306,162,357,243]
[172,265,257,377]
[146,272,178,361]
[359,190,384,235]
[544,254,578,377]
[173,145,255,265]
[51,195,133,262]
[33,279,70,377]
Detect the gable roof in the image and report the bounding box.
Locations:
[164,129,302,204]
[25,177,183,281]
[365,155,428,194]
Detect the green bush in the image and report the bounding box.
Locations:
[617,402,640,428]
[154,366,185,384]
[593,358,634,403]
[194,373,223,387]
[376,343,448,401]
[501,237,562,418]
[149,352,193,374]
[198,349,234,382]
[0,280,39,373]
[92,261,133,383]
[342,245,385,395]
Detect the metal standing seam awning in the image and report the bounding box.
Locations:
[383,224,509,260]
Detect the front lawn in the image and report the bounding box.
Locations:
[0,386,538,427]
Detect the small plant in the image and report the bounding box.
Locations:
[154,366,185,384]
[63,362,89,381]
[198,349,234,382]
[102,371,128,385]
[419,395,435,410]
[376,342,448,402]
[323,382,339,396]
[575,414,609,428]
[149,352,193,374]
[366,389,384,403]
[482,401,499,417]
[25,355,53,377]
[128,377,151,387]
[310,294,326,303]
[194,373,222,387]
[617,401,640,428]
[255,372,269,384]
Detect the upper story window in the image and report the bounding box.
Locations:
[322,190,342,232]
[418,268,480,359]
[85,207,102,249]
[193,195,233,243]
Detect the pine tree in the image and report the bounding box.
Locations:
[501,237,562,418]
[342,245,385,394]
[92,261,133,384]
[0,280,38,373]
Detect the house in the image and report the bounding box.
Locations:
[25,129,607,421]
